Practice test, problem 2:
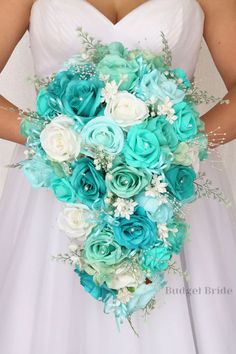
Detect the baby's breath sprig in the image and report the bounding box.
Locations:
[161,31,172,67]
[143,298,156,321]
[186,82,230,106]
[77,27,102,53]
[93,146,115,172]
[194,172,231,206]
[53,244,82,266]
[168,261,189,280]
[28,74,55,90]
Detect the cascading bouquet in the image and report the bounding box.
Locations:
[18,29,228,329]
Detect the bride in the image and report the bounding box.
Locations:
[0,0,236,353]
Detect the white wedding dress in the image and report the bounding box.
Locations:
[0,0,236,353]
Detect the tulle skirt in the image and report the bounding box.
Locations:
[0,145,235,354]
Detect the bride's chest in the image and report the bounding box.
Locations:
[29,0,204,78]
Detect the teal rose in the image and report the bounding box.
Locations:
[50,177,76,203]
[123,125,162,169]
[135,69,185,104]
[173,102,198,141]
[140,244,172,274]
[81,116,124,156]
[113,208,157,250]
[36,89,58,118]
[142,116,179,152]
[70,157,106,209]
[107,163,151,198]
[74,267,117,301]
[62,76,104,124]
[37,71,74,118]
[96,54,139,91]
[48,70,73,98]
[82,226,129,266]
[165,165,196,203]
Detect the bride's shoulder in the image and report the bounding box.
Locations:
[197,0,236,13]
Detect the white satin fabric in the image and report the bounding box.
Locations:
[0,1,236,353]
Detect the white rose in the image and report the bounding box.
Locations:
[105,91,149,128]
[58,204,94,242]
[40,115,81,162]
[189,146,200,173]
[107,261,145,290]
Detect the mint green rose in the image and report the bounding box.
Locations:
[173,102,198,141]
[50,177,76,203]
[165,165,196,203]
[123,125,162,169]
[129,50,168,72]
[167,219,188,254]
[107,163,152,198]
[82,226,129,266]
[96,54,139,91]
[108,42,126,56]
[173,142,192,165]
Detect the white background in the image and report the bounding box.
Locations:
[0,33,236,201]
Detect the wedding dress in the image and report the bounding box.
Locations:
[0,0,236,353]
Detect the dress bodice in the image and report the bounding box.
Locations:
[29,0,204,79]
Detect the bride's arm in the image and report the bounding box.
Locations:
[0,0,35,144]
[199,0,236,144]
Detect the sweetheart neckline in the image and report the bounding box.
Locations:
[82,0,151,26]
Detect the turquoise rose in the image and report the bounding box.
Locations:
[96,54,139,91]
[140,244,172,275]
[50,177,76,203]
[107,163,151,198]
[127,276,165,314]
[136,193,173,224]
[74,267,117,301]
[37,71,74,117]
[62,76,104,124]
[123,125,162,169]
[81,116,124,156]
[167,219,188,254]
[142,116,179,152]
[48,70,73,98]
[36,89,58,118]
[23,156,56,188]
[82,226,129,265]
[135,69,185,104]
[173,102,198,141]
[113,208,157,250]
[173,68,191,89]
[70,157,106,209]
[165,165,196,203]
